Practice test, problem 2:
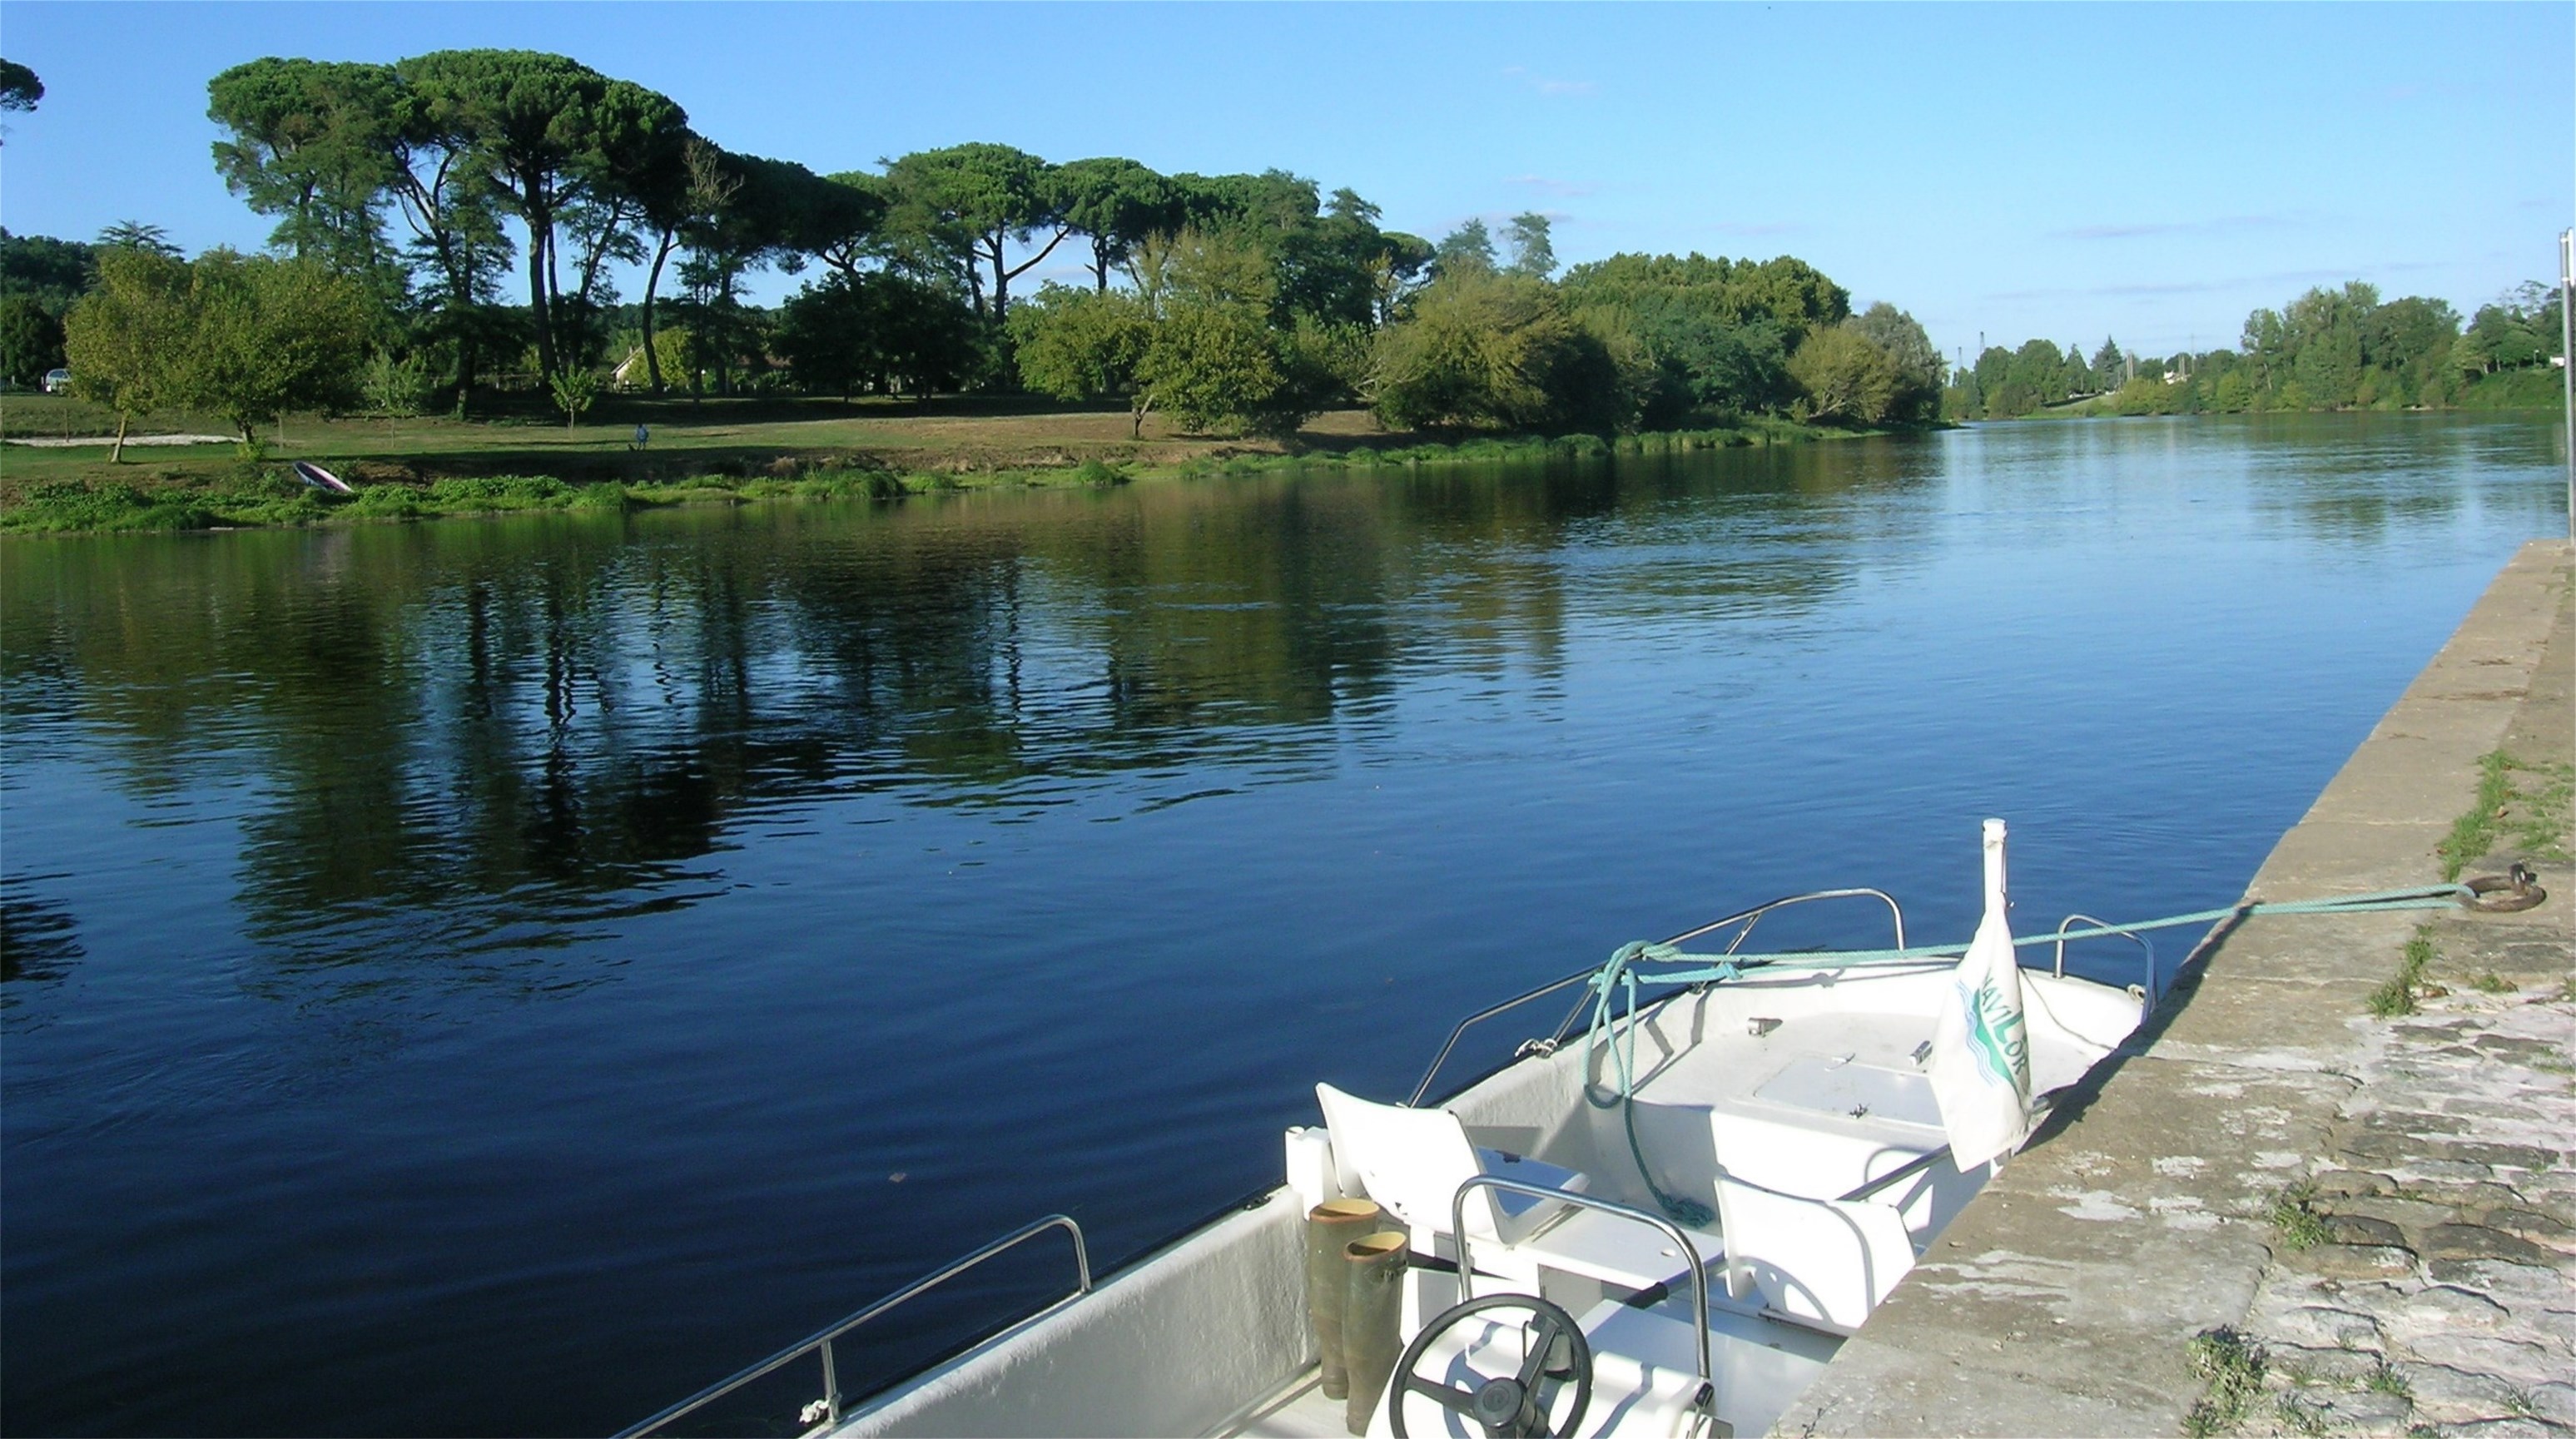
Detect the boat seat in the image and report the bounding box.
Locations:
[1316,1085,1721,1296]
[1315,1084,1587,1254]
[1484,1206,1725,1293]
[1710,1169,1915,1336]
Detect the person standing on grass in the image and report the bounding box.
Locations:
[632,423,650,450]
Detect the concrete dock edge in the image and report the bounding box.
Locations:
[1771,540,2576,1438]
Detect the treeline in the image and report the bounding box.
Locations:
[0,47,1946,445]
[1948,280,2568,420]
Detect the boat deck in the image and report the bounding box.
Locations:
[1224,1370,1345,1438]
[1216,1288,1839,1438]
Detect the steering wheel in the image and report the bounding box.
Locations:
[1387,1293,1593,1439]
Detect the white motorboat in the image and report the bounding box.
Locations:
[626,821,2153,1438]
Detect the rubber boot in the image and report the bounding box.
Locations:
[1342,1230,1411,1436]
[1305,1198,1382,1400]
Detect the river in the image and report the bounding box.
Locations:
[1,413,2564,1435]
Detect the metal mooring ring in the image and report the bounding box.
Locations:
[2461,864,2547,913]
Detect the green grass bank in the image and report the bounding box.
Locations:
[0,395,1878,535]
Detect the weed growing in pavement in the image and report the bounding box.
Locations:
[2267,1182,2330,1252]
[2183,1327,2267,1437]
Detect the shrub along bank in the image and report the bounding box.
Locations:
[0,414,1860,534]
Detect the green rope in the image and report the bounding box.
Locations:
[1586,941,1732,1227]
[1582,883,2473,1225]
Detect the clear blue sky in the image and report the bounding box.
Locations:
[2,2,2568,363]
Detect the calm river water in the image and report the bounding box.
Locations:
[2,414,2564,1436]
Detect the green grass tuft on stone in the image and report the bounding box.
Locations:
[2436,750,2574,880]
[2274,1391,2329,1438]
[2365,930,2436,1019]
[2267,1181,2331,1251]
[2184,1326,2269,1438]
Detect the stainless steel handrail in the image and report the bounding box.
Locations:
[1687,886,1907,956]
[1410,888,1913,1105]
[1447,1176,1715,1422]
[2051,912,2156,993]
[618,1213,1091,1438]
[1543,887,1917,1050]
[1407,967,1598,1105]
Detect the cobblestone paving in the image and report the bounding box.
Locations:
[2226,577,2574,1439]
[2234,983,2576,1437]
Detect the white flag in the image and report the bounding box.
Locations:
[1928,818,2033,1170]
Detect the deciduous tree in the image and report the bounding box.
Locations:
[170,251,376,448]
[1787,325,1898,424]
[548,365,598,429]
[62,247,193,460]
[1556,252,1832,418]
[1371,270,1640,433]
[2,230,97,307]
[776,269,976,401]
[1010,283,1156,433]
[1139,299,1283,434]
[1848,303,1943,421]
[1,293,66,386]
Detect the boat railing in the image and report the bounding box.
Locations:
[617,1213,1092,1439]
[1450,1176,1715,1421]
[1408,966,1601,1105]
[2051,912,2156,993]
[1408,888,1912,1107]
[1669,886,1908,958]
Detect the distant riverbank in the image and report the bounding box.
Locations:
[0,399,1896,535]
[1987,365,2565,423]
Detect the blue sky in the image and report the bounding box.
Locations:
[2,2,2568,362]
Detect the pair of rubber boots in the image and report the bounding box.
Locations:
[1305,1198,1410,1437]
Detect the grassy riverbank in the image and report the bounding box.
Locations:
[0,394,1864,534]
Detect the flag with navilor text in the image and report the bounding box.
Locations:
[1928,819,2033,1169]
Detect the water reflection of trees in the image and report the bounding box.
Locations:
[0,877,84,1024]
[0,450,1895,977]
[2147,413,2560,548]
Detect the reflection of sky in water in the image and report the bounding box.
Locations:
[0,414,2564,1437]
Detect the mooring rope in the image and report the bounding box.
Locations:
[1583,882,2481,1225]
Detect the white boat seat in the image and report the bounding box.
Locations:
[1314,1084,1586,1253]
[1710,1169,1916,1336]
[1317,1085,1722,1298]
[1487,1207,1725,1293]
[1708,1059,1945,1209]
